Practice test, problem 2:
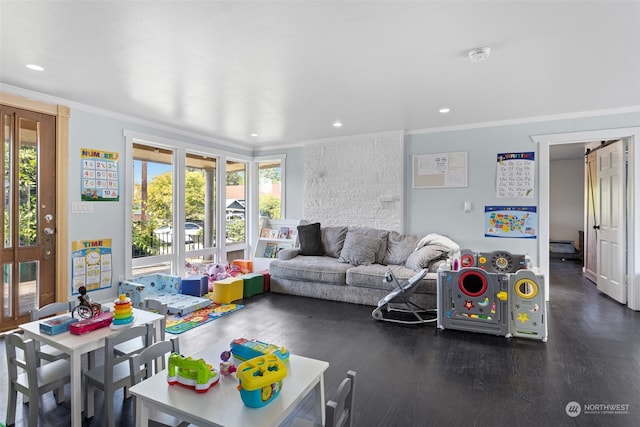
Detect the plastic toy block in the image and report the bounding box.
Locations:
[181,274,208,297]
[258,269,270,292]
[232,259,254,274]
[241,273,264,298]
[212,277,244,304]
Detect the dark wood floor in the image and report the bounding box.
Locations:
[1,259,639,426]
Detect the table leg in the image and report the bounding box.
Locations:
[312,375,326,426]
[135,395,150,427]
[70,351,82,427]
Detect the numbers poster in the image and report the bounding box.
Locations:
[496,152,535,198]
[71,239,113,293]
[81,148,120,201]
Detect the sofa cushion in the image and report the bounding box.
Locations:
[269,256,351,285]
[297,222,325,256]
[346,264,436,294]
[384,231,419,266]
[338,232,381,266]
[321,226,348,258]
[406,244,450,271]
[348,226,389,264]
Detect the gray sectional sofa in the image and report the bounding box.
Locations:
[269,223,460,307]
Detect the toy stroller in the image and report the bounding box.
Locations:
[371,268,436,325]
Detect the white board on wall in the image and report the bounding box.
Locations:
[412,151,467,188]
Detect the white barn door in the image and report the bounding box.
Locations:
[597,141,626,303]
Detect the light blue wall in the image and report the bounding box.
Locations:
[67,109,252,302]
[65,107,639,301]
[405,113,640,265]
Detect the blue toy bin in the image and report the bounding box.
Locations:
[236,354,287,408]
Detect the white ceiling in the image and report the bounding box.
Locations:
[1,1,639,150]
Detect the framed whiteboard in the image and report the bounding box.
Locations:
[412,151,467,188]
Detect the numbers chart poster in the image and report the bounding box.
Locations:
[71,239,113,294]
[81,148,120,201]
[496,152,535,198]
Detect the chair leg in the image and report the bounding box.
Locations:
[85,382,95,418]
[54,386,65,404]
[27,393,39,427]
[105,384,115,427]
[6,386,17,426]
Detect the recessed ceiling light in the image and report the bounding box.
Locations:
[250,133,258,137]
[333,121,342,128]
[26,64,44,71]
[439,108,451,114]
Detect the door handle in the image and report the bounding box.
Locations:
[44,227,55,235]
[593,225,600,230]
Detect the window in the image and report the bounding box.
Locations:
[184,153,217,267]
[257,159,283,220]
[225,159,247,261]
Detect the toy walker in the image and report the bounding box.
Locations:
[167,352,220,393]
[371,268,436,325]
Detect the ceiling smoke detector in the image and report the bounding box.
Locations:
[468,47,491,63]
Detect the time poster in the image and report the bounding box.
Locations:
[71,238,113,294]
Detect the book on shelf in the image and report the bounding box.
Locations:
[260,228,271,238]
[263,242,278,258]
[287,228,297,240]
[278,226,289,239]
[269,229,278,238]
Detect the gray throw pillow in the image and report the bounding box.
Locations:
[321,226,348,258]
[297,222,325,256]
[348,226,389,265]
[338,232,381,266]
[384,231,419,265]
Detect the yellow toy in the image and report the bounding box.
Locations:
[236,354,287,407]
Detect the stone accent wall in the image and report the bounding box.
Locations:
[303,131,403,231]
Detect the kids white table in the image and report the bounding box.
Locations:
[129,339,330,426]
[19,306,164,427]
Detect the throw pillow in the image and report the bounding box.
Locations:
[338,232,381,266]
[321,226,348,258]
[297,222,325,256]
[384,231,419,265]
[348,226,389,265]
[406,244,450,271]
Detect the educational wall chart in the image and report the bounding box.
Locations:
[81,148,120,201]
[496,152,535,198]
[413,151,467,188]
[484,206,537,239]
[71,238,113,293]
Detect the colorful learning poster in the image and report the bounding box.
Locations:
[71,239,113,294]
[81,148,120,201]
[496,152,535,198]
[484,206,537,239]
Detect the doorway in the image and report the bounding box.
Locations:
[0,105,57,331]
[534,127,640,311]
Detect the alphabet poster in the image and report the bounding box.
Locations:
[81,148,120,201]
[496,152,535,198]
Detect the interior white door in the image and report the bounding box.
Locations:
[596,141,626,303]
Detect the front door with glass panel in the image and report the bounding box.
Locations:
[1,106,56,331]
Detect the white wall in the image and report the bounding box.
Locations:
[302,131,403,230]
[549,158,584,244]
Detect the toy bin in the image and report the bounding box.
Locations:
[241,273,264,298]
[212,277,243,304]
[237,354,287,408]
[232,259,254,274]
[181,275,208,297]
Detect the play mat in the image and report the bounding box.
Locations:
[165,303,244,335]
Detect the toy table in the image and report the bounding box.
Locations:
[129,339,330,427]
